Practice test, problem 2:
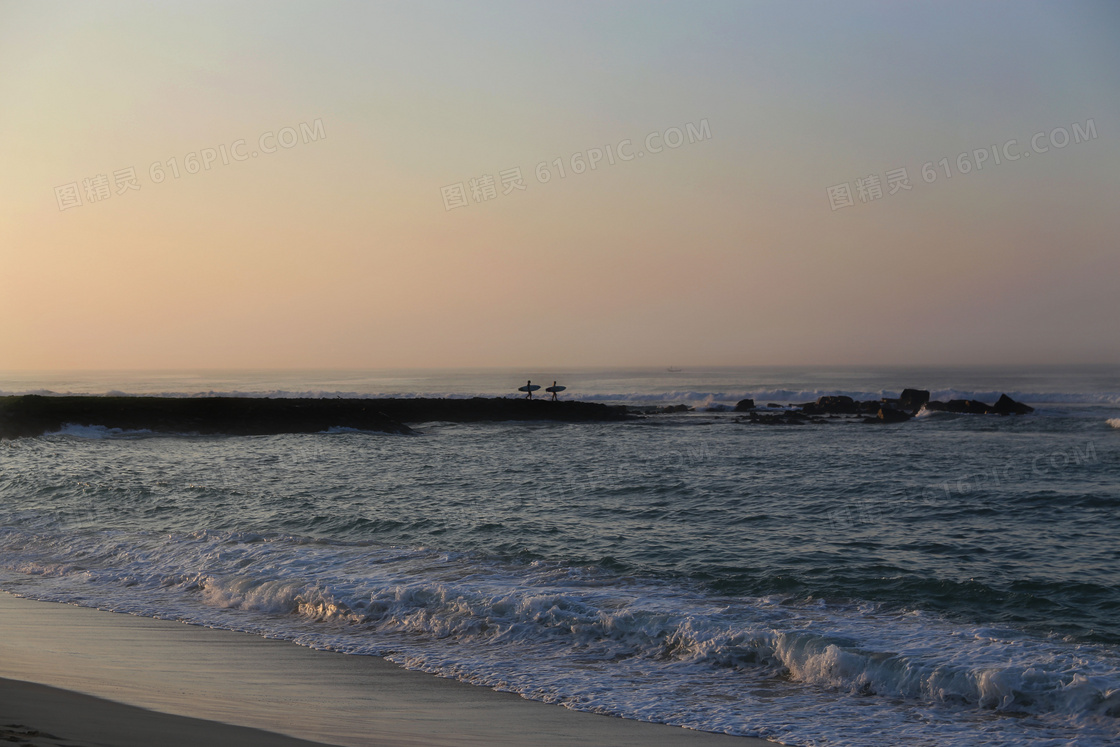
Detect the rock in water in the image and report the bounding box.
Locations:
[877,406,912,423]
[734,398,756,412]
[860,400,883,414]
[989,393,1034,415]
[923,399,991,414]
[803,395,858,415]
[898,388,930,412]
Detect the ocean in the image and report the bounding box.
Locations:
[1,366,1118,746]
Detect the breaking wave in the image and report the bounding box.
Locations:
[0,528,1116,746]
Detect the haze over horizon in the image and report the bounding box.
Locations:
[3,1,1118,371]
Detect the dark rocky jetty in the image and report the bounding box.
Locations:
[0,395,631,440]
[729,391,1034,426]
[923,396,1034,416]
[0,389,1036,438]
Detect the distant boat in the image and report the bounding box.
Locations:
[666,367,683,373]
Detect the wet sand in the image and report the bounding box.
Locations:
[0,678,327,747]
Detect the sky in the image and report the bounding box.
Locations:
[1,0,1118,370]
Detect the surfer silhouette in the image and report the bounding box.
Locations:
[545,381,566,401]
[518,380,540,399]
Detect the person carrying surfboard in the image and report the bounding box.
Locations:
[518,380,540,399]
[545,381,566,401]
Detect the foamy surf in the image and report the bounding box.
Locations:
[0,528,1116,746]
[45,424,155,439]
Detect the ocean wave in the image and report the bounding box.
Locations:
[0,528,1116,746]
[189,567,1120,720]
[1108,419,1120,429]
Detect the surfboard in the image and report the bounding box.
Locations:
[518,385,541,393]
[545,385,566,393]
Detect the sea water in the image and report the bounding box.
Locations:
[1,367,1118,746]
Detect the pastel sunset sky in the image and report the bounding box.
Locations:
[2,0,1117,369]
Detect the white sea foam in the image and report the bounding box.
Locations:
[1108,419,1120,429]
[0,528,1116,746]
[319,426,406,435]
[46,424,154,439]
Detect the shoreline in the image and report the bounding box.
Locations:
[0,592,776,747]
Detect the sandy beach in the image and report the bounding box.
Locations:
[0,678,328,747]
[0,592,775,747]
